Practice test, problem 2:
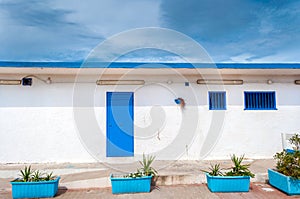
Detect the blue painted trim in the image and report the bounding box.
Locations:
[1,61,300,69]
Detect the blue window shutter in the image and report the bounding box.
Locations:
[244,91,276,110]
[209,92,226,110]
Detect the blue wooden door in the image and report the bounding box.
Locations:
[106,92,134,157]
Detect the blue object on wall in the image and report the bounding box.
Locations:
[174,97,185,109]
[174,98,181,104]
[106,92,134,157]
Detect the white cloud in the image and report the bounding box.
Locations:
[0,0,300,62]
[226,53,254,63]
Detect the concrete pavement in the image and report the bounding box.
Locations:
[0,159,276,191]
[1,159,298,198]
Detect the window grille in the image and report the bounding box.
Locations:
[209,92,226,110]
[244,91,276,110]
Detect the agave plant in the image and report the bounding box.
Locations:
[139,154,157,177]
[201,163,223,176]
[209,163,223,176]
[17,166,56,182]
[44,172,55,181]
[225,154,255,178]
[122,154,158,178]
[32,170,44,182]
[19,166,33,182]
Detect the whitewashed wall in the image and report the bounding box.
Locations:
[0,73,300,163]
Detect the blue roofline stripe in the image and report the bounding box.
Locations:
[0,61,300,69]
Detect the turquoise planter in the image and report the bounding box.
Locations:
[10,177,60,199]
[206,173,250,192]
[286,149,296,153]
[110,174,152,194]
[268,169,300,195]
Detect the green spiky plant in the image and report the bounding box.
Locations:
[19,166,33,182]
[16,166,56,182]
[123,154,158,178]
[207,163,223,176]
[202,155,254,178]
[44,172,55,181]
[225,154,255,178]
[139,154,157,177]
[32,170,44,182]
[201,163,223,176]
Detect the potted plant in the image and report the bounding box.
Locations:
[110,154,157,194]
[204,154,255,192]
[10,166,60,198]
[285,133,300,153]
[268,134,300,195]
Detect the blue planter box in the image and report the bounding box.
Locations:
[110,174,152,194]
[268,169,300,195]
[10,177,60,199]
[286,149,296,153]
[206,173,250,192]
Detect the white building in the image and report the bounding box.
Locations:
[0,62,299,163]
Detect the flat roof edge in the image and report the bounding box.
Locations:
[0,62,300,69]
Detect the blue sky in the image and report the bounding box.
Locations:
[0,0,299,63]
